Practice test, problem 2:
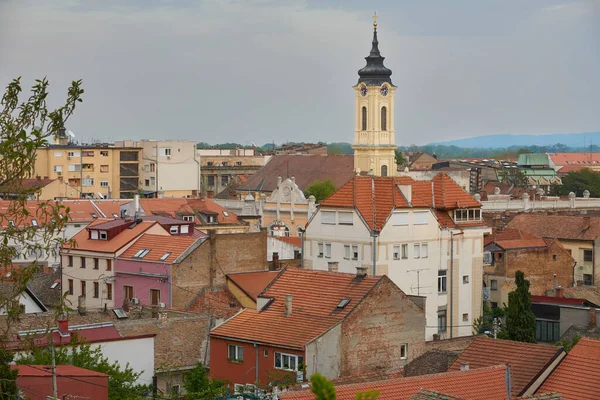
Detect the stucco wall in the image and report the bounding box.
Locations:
[305,323,341,380]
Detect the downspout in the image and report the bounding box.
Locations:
[372,232,378,276]
[255,343,259,384]
[450,232,454,339]
[194,148,201,197]
[299,228,305,269]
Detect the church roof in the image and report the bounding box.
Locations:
[357,22,393,86]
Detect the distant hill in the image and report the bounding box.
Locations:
[430,131,600,149]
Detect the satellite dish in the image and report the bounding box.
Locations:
[67,130,76,138]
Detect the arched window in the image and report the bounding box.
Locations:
[381,165,388,177]
[381,106,387,131]
[361,106,367,131]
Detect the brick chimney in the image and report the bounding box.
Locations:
[57,318,69,336]
[271,252,280,271]
[555,287,564,298]
[590,308,597,330]
[356,265,368,277]
[284,294,292,316]
[327,261,339,273]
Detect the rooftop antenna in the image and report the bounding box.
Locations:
[407,268,430,296]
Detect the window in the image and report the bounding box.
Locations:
[536,320,560,342]
[490,279,498,290]
[222,161,229,167]
[182,215,194,222]
[68,164,81,172]
[170,226,179,234]
[318,242,324,257]
[414,243,420,259]
[145,179,150,187]
[100,151,109,157]
[160,148,171,157]
[100,231,107,240]
[263,350,268,357]
[93,282,99,298]
[454,208,481,222]
[207,175,215,186]
[106,259,112,271]
[94,258,99,270]
[352,245,359,260]
[169,385,181,396]
[54,151,63,157]
[438,270,447,293]
[160,252,171,261]
[228,344,243,362]
[106,283,112,300]
[68,151,81,158]
[584,274,593,286]
[381,165,388,177]
[393,245,400,260]
[462,313,469,322]
[91,230,99,240]
[133,249,151,258]
[321,211,336,225]
[150,177,155,186]
[236,161,242,166]
[123,285,134,301]
[150,289,160,306]
[463,275,469,284]
[401,244,408,259]
[68,256,73,267]
[361,106,367,131]
[221,175,229,186]
[81,257,86,268]
[275,352,303,371]
[584,249,593,262]
[100,165,109,173]
[150,163,155,172]
[82,178,94,187]
[325,243,332,258]
[421,243,428,258]
[381,106,387,131]
[391,212,409,226]
[437,310,447,333]
[81,281,86,297]
[343,245,351,259]
[338,212,353,225]
[400,344,407,359]
[414,211,429,225]
[68,279,73,295]
[206,161,214,166]
[100,181,109,187]
[54,165,63,173]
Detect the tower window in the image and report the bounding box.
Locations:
[381,106,387,131]
[381,165,388,177]
[361,106,367,131]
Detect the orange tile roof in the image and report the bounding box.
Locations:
[484,228,547,250]
[538,338,600,400]
[507,214,600,241]
[273,236,302,248]
[187,198,240,224]
[211,269,382,348]
[0,200,102,228]
[138,198,240,225]
[320,174,481,231]
[548,153,600,166]
[281,365,508,400]
[448,337,564,397]
[92,199,130,218]
[227,271,280,301]
[63,219,162,254]
[119,233,200,263]
[60,200,102,223]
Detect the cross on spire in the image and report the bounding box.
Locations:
[373,11,378,30]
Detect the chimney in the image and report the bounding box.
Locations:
[584,216,591,231]
[271,252,280,271]
[57,318,69,336]
[122,296,130,312]
[356,265,368,277]
[590,308,597,330]
[556,286,564,298]
[77,295,86,315]
[134,194,140,215]
[284,294,292,316]
[460,362,469,371]
[553,274,557,297]
[398,184,412,204]
[327,261,339,273]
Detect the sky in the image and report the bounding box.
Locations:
[0,0,598,146]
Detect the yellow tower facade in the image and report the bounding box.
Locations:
[352,16,397,177]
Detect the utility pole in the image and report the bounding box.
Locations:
[51,340,58,399]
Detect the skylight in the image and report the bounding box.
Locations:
[337,299,351,308]
[159,252,171,261]
[138,249,151,258]
[223,211,229,217]
[31,219,38,227]
[50,282,59,289]
[90,213,98,219]
[133,249,145,258]
[112,213,119,218]
[113,308,128,319]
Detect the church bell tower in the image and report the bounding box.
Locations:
[352,14,396,177]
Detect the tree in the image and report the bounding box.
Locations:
[304,180,336,203]
[0,77,83,335]
[0,346,18,400]
[310,373,379,400]
[498,167,528,188]
[16,336,149,400]
[395,150,407,167]
[504,271,536,343]
[182,363,227,400]
[552,168,600,197]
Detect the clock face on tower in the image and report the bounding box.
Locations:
[380,85,388,96]
[360,86,367,96]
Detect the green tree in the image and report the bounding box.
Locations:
[504,271,537,343]
[0,346,18,400]
[16,336,149,400]
[498,167,528,188]
[311,373,336,400]
[182,363,227,400]
[0,77,83,335]
[552,168,600,197]
[555,335,582,352]
[395,150,407,167]
[304,180,336,203]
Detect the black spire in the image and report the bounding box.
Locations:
[357,20,393,86]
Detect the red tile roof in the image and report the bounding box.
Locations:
[507,214,600,241]
[281,365,508,400]
[187,198,240,224]
[211,269,382,349]
[0,200,101,228]
[320,174,482,231]
[138,198,240,225]
[484,228,547,250]
[530,295,599,307]
[538,338,600,400]
[92,199,129,218]
[119,233,200,263]
[226,271,280,301]
[273,236,302,248]
[556,165,591,174]
[548,153,600,166]
[12,365,108,377]
[448,337,565,397]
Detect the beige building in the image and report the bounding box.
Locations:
[352,20,396,177]
[115,140,200,198]
[34,143,141,199]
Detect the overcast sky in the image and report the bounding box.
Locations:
[1,0,598,146]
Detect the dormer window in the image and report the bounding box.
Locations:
[90,213,98,219]
[170,226,179,234]
[99,231,107,240]
[454,208,481,223]
[337,299,351,309]
[182,215,194,222]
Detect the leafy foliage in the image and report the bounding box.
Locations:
[0,346,18,400]
[0,77,83,336]
[555,335,582,352]
[16,335,149,400]
[304,180,336,203]
[311,373,336,400]
[473,301,506,335]
[551,168,600,197]
[395,150,407,167]
[504,271,537,343]
[498,167,528,188]
[182,363,228,400]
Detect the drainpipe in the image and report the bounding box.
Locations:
[255,343,259,384]
[194,147,201,197]
[299,227,305,269]
[371,232,379,276]
[450,231,464,339]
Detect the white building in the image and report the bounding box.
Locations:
[304,174,490,341]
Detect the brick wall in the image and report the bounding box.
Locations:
[424,335,480,353]
[340,277,426,376]
[171,230,267,309]
[403,349,459,377]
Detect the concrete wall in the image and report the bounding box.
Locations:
[340,277,426,376]
[95,336,155,384]
[114,259,171,308]
[305,323,341,380]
